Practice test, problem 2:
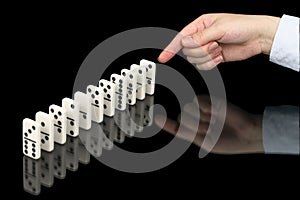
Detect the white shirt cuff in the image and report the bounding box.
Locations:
[270,15,300,72]
[263,106,299,155]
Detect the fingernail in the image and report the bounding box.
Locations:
[211,47,222,56]
[208,42,218,51]
[213,55,223,64]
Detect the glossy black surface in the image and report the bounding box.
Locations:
[8,1,299,199]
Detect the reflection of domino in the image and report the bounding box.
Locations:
[78,139,90,165]
[65,136,79,172]
[123,105,136,137]
[100,116,116,150]
[40,151,54,188]
[143,96,154,126]
[53,143,66,179]
[81,122,103,158]
[134,100,145,132]
[140,59,156,95]
[23,156,41,196]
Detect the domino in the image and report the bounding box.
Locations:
[23,118,41,159]
[74,91,92,130]
[65,136,79,171]
[35,111,54,152]
[98,79,116,117]
[130,64,146,100]
[121,69,137,105]
[140,59,156,95]
[86,85,104,123]
[62,98,79,137]
[49,104,67,144]
[40,151,54,187]
[53,143,66,179]
[110,73,127,111]
[23,156,41,195]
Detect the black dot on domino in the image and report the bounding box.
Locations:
[95,100,99,104]
[57,128,61,133]
[95,90,99,95]
[128,99,132,104]
[50,108,54,113]
[147,80,151,84]
[148,64,152,69]
[32,143,36,147]
[104,88,107,93]
[45,136,49,140]
[70,121,74,126]
[104,104,107,109]
[112,77,116,82]
[70,130,74,135]
[129,74,133,79]
[41,122,45,127]
[119,79,123,84]
[91,94,95,99]
[139,70,142,74]
[54,115,58,119]
[25,132,28,137]
[129,83,132,87]
[118,105,121,109]
[41,139,45,144]
[83,115,87,119]
[122,72,126,76]
[88,88,92,93]
[100,82,104,87]
[118,95,122,99]
[107,85,111,89]
[28,129,32,134]
[58,121,61,125]
[71,104,75,109]
[107,94,110,99]
[32,126,36,130]
[58,111,62,116]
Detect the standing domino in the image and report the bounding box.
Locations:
[140,59,156,95]
[110,73,127,111]
[130,64,146,100]
[121,69,137,105]
[23,118,41,159]
[74,91,92,130]
[98,79,116,117]
[62,98,79,137]
[49,105,67,144]
[35,112,54,152]
[86,85,104,123]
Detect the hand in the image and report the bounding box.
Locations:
[155,95,264,154]
[158,13,280,70]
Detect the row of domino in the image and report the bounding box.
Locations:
[23,59,156,160]
[24,97,155,196]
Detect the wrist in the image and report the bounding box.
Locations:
[259,16,281,55]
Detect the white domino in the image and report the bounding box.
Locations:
[74,91,92,130]
[23,118,41,159]
[98,79,116,117]
[140,59,156,95]
[49,104,67,144]
[121,69,137,105]
[62,98,79,137]
[130,64,146,100]
[86,85,104,123]
[35,112,54,152]
[110,73,127,111]
[23,156,41,195]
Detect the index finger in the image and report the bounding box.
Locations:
[158,17,205,63]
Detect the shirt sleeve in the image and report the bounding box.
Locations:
[270,15,300,72]
[263,106,299,155]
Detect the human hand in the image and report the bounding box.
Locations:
[158,13,280,70]
[155,95,264,154]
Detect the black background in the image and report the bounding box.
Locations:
[5,1,299,199]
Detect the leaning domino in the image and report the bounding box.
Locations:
[140,59,156,95]
[130,64,146,100]
[62,97,79,137]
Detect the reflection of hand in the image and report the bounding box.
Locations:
[158,13,280,70]
[155,95,264,154]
